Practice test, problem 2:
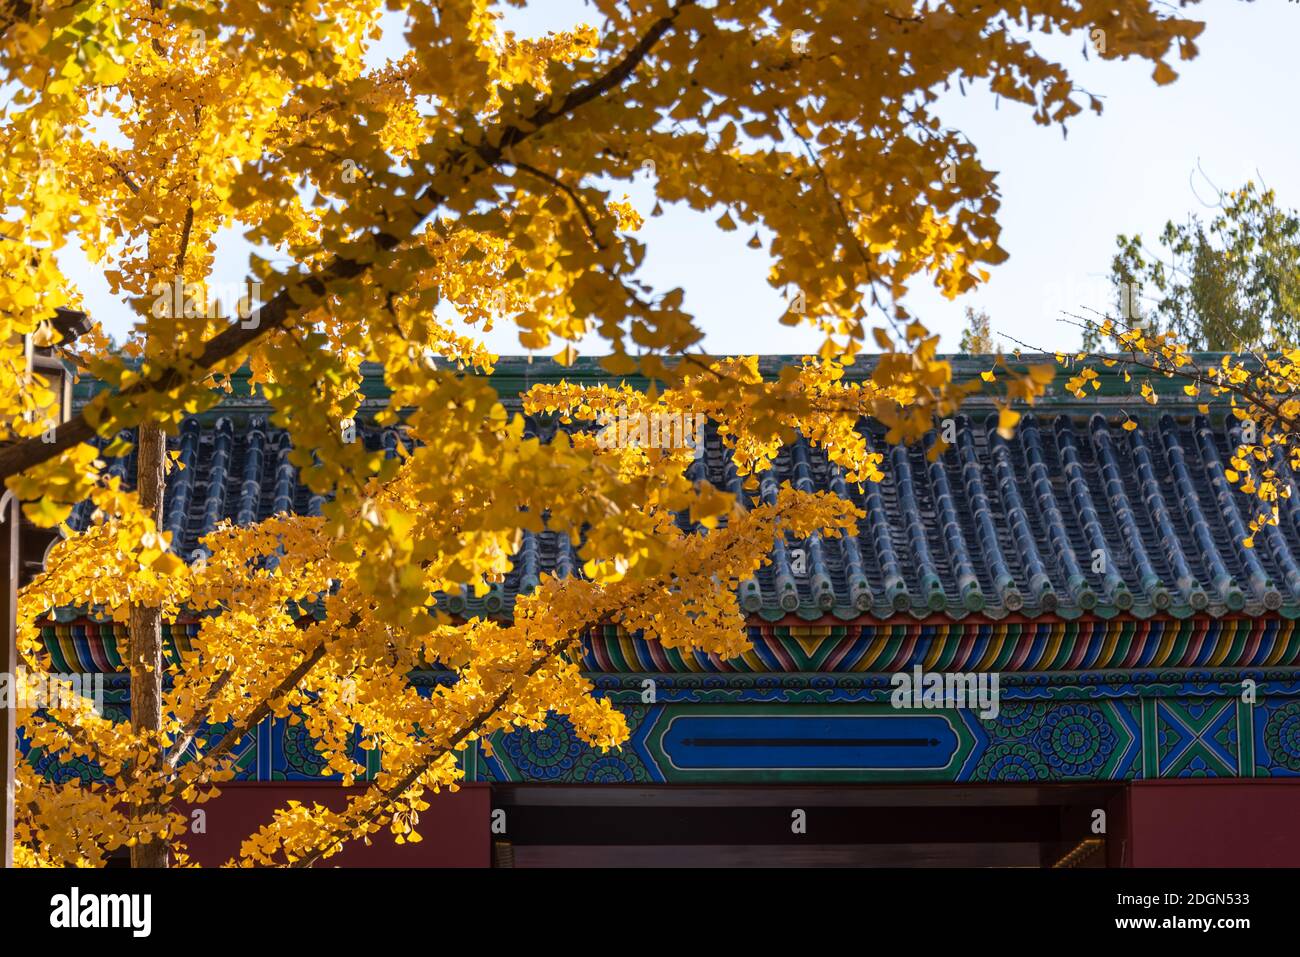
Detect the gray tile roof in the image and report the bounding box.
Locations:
[69,399,1300,623]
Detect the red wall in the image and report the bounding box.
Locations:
[1128,780,1300,866]
[177,782,491,867]
[171,778,1300,867]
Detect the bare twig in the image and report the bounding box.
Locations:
[509,161,607,251]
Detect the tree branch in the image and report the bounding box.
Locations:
[199,636,332,767]
[0,0,698,486]
[290,632,575,868]
[163,664,234,769]
[509,161,606,250]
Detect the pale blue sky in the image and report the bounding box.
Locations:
[67,0,1297,356]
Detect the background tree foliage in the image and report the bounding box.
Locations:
[958,305,994,354]
[1105,182,1300,351]
[0,0,1202,865]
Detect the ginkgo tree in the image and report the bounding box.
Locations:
[1054,317,1300,561]
[1,0,1203,866]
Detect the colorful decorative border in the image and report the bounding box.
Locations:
[22,675,1300,785]
[39,620,201,673]
[27,618,1300,786]
[580,618,1300,672]
[37,615,1300,674]
[475,687,1300,785]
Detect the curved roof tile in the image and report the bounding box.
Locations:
[69,407,1300,623]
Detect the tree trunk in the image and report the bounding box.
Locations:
[129,419,169,868]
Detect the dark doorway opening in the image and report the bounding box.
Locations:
[491,784,1125,867]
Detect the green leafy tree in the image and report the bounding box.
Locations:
[958,306,994,353]
[1106,182,1300,351]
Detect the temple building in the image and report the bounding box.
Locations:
[30,356,1300,866]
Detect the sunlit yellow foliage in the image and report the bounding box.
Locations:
[1,0,1202,864]
[1075,318,1300,551]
